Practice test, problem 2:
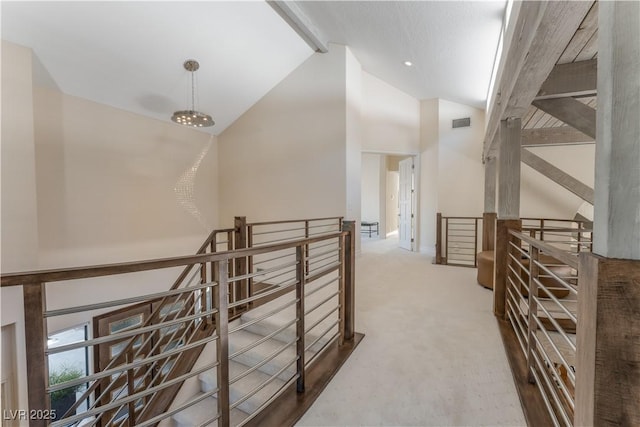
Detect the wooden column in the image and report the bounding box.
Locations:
[23,284,50,427]
[497,118,521,220]
[482,155,497,252]
[576,3,640,425]
[494,118,521,318]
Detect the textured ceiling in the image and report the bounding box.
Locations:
[297,0,506,108]
[2,1,506,134]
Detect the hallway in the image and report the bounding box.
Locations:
[297,237,525,426]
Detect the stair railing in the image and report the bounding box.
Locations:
[0,217,354,427]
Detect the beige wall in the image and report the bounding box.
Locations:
[419,99,440,253]
[218,44,349,225]
[361,153,382,223]
[437,100,486,216]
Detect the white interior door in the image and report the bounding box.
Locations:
[398,157,414,251]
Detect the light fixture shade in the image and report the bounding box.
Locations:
[172,59,214,128]
[171,110,214,127]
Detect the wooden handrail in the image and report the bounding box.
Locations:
[1,232,347,287]
[246,216,343,227]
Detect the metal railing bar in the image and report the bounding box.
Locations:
[230,337,297,385]
[252,236,311,247]
[247,216,342,227]
[229,319,297,360]
[252,252,295,266]
[507,264,530,290]
[306,263,340,284]
[228,282,296,310]
[530,348,573,427]
[229,357,297,410]
[506,306,528,356]
[228,298,298,334]
[531,317,576,385]
[229,259,298,283]
[533,281,578,325]
[252,276,298,293]
[47,307,218,355]
[45,281,216,318]
[307,247,338,262]
[253,266,298,286]
[308,241,338,252]
[308,255,339,269]
[2,232,346,286]
[305,306,340,335]
[509,231,579,269]
[48,332,219,395]
[51,359,221,427]
[506,285,529,321]
[308,260,341,276]
[535,261,578,295]
[304,319,339,353]
[251,226,310,236]
[528,364,563,427]
[235,375,299,427]
[305,276,339,299]
[509,242,531,259]
[305,291,340,317]
[532,295,577,352]
[305,330,339,367]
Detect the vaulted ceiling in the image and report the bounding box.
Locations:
[2,1,506,135]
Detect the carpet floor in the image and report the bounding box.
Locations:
[296,236,526,426]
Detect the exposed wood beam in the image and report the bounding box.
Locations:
[498,118,522,219]
[532,98,596,139]
[484,1,593,158]
[521,148,594,204]
[536,59,597,100]
[268,1,329,53]
[521,126,594,147]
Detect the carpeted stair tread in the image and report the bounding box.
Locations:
[199,360,287,414]
[172,392,248,427]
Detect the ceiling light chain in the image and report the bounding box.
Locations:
[171,59,214,128]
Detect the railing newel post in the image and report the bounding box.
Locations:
[234,216,248,310]
[295,245,306,393]
[341,220,356,342]
[436,213,443,264]
[23,283,49,427]
[215,261,230,427]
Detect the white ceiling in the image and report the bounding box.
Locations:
[2,1,506,135]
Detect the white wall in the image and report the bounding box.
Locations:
[437,100,486,216]
[1,41,220,413]
[361,71,420,154]
[361,153,382,223]
[346,47,363,250]
[419,99,439,253]
[218,44,349,225]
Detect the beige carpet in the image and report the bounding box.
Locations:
[296,236,526,427]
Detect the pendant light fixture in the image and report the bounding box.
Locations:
[171,59,214,128]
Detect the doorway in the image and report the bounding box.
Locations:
[361,153,416,250]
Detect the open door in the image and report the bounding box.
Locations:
[398,157,414,251]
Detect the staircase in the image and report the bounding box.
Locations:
[172,277,339,426]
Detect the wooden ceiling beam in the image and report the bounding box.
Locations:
[535,59,597,100]
[483,1,594,159]
[532,98,596,139]
[521,148,594,204]
[521,126,594,147]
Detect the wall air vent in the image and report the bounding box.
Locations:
[452,117,471,128]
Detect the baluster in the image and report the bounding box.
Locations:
[23,283,49,427]
[215,261,230,426]
[526,246,539,384]
[304,220,310,276]
[234,216,248,310]
[342,221,356,342]
[295,246,306,393]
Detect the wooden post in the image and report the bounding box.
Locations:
[215,262,230,427]
[497,118,521,220]
[234,216,248,306]
[484,154,497,214]
[435,213,443,264]
[295,246,306,393]
[482,212,497,252]
[341,220,356,341]
[493,219,521,319]
[576,3,640,425]
[23,284,49,427]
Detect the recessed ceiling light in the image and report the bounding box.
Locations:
[404,61,413,67]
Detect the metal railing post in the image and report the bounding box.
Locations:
[234,216,248,308]
[295,246,306,393]
[23,283,50,427]
[436,213,443,264]
[526,246,539,384]
[342,221,356,342]
[215,261,230,427]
